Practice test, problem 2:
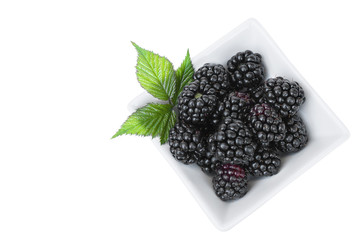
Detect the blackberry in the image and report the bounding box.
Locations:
[194,63,231,97]
[247,84,266,104]
[208,101,226,126]
[247,147,281,177]
[178,79,218,125]
[227,50,265,89]
[247,103,286,144]
[223,91,253,121]
[196,151,221,175]
[208,92,252,126]
[264,77,305,118]
[208,117,256,166]
[213,164,248,201]
[276,115,308,153]
[168,121,205,164]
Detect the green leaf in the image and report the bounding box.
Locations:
[159,108,176,144]
[112,103,176,144]
[173,49,194,103]
[132,42,176,101]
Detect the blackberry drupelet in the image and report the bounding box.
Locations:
[194,63,231,97]
[208,117,257,166]
[247,103,286,144]
[168,121,205,164]
[223,91,253,121]
[227,50,265,89]
[247,146,281,177]
[213,164,248,201]
[276,114,308,153]
[178,79,218,125]
[264,77,305,118]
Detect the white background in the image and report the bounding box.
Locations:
[0,0,359,239]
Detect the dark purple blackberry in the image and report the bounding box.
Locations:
[247,147,281,177]
[264,77,305,118]
[247,103,286,144]
[208,101,225,127]
[178,79,218,125]
[208,92,253,126]
[208,117,257,166]
[247,83,266,104]
[194,63,231,97]
[227,50,265,89]
[196,151,221,175]
[276,115,308,153]
[223,92,253,121]
[168,121,205,164]
[212,164,248,201]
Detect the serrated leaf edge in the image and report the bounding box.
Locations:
[132,42,176,102]
[111,103,175,143]
[173,49,194,103]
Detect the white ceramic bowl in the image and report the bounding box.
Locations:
[128,18,350,231]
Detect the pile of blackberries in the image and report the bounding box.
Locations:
[169,50,308,201]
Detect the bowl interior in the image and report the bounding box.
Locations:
[128,19,349,231]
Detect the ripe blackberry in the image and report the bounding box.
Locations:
[213,164,248,201]
[264,77,305,118]
[208,117,257,166]
[247,103,286,144]
[227,50,265,89]
[194,63,231,97]
[168,121,205,164]
[225,92,253,118]
[208,101,225,126]
[196,151,221,175]
[209,92,252,125]
[247,147,281,177]
[196,133,220,175]
[276,115,308,153]
[247,84,266,104]
[178,79,218,125]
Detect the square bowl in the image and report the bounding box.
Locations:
[127,18,350,231]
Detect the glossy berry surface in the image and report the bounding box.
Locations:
[227,50,265,89]
[168,121,205,164]
[247,103,286,144]
[276,114,308,152]
[247,83,266,104]
[208,117,256,166]
[194,63,231,97]
[247,147,281,176]
[196,151,221,175]
[212,164,248,201]
[178,79,218,125]
[222,92,253,121]
[264,77,305,118]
